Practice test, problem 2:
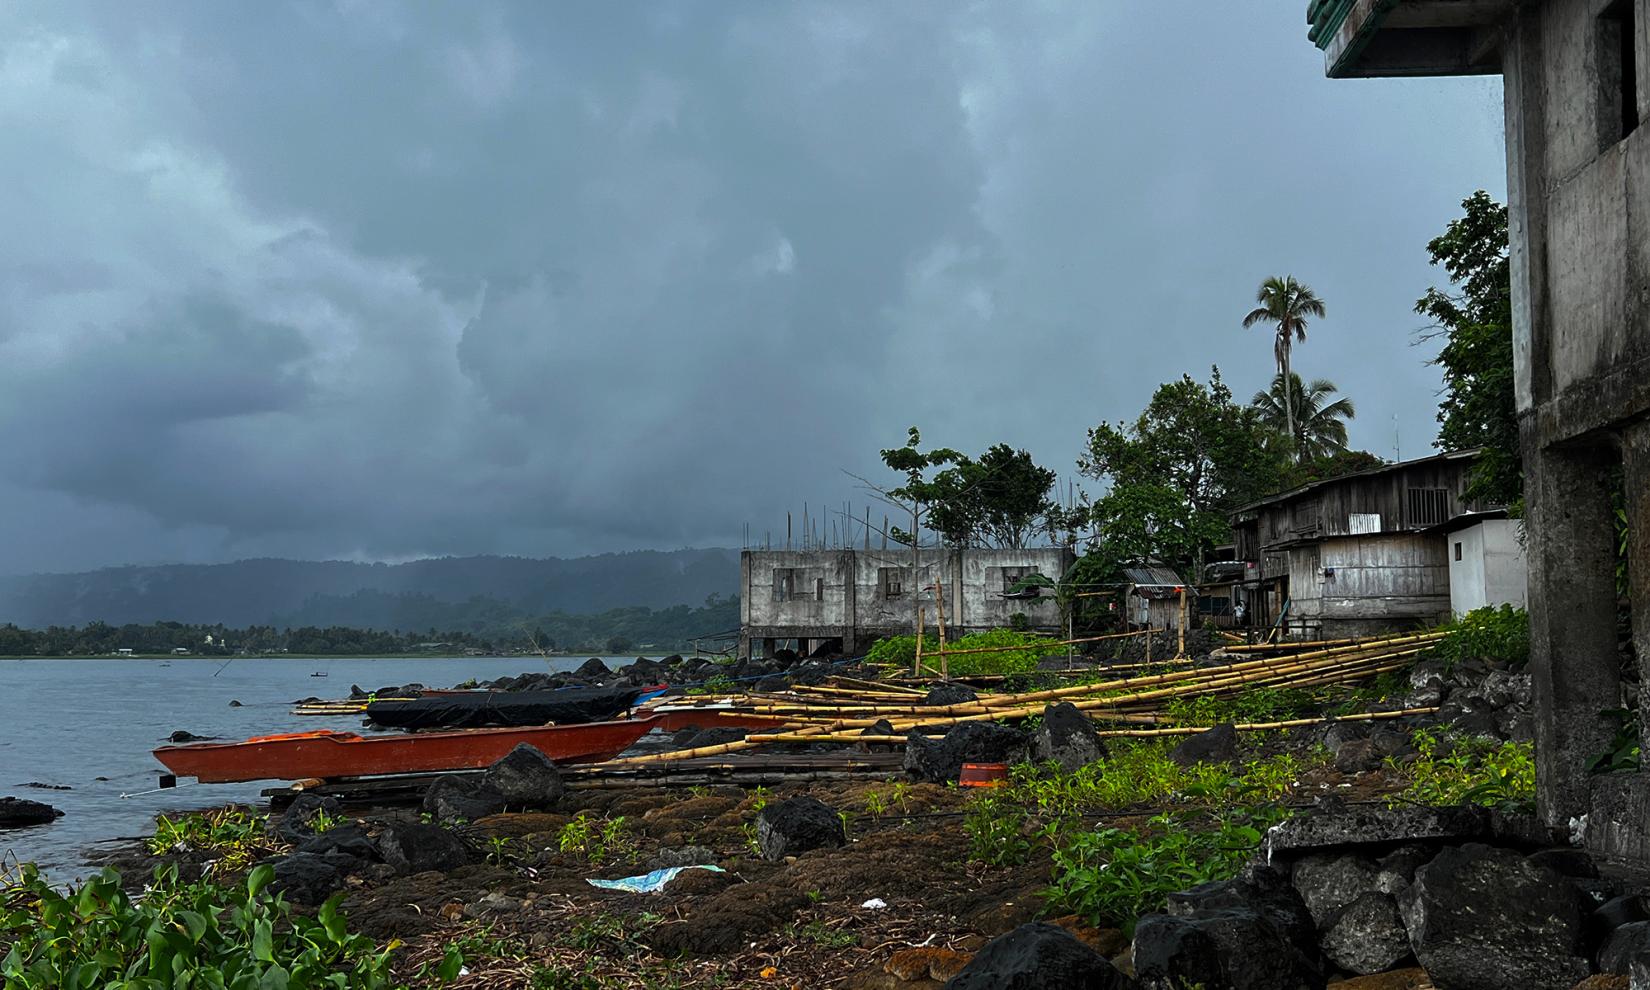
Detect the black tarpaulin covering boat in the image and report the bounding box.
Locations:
[365,685,645,730]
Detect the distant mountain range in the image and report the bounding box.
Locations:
[0,550,741,630]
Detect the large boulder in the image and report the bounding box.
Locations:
[1600,921,1650,975]
[1319,890,1412,975]
[1032,702,1108,772]
[271,794,342,844]
[376,821,475,874]
[1289,851,1380,928]
[266,852,352,905]
[677,727,747,750]
[481,744,565,807]
[575,657,611,679]
[945,921,1134,989]
[1373,844,1434,896]
[1396,842,1589,990]
[295,825,380,862]
[1263,805,1487,859]
[1165,867,1317,958]
[1167,724,1239,767]
[755,796,846,861]
[0,797,62,829]
[905,722,1030,784]
[1133,907,1323,990]
[925,683,979,707]
[421,775,507,823]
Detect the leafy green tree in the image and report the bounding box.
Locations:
[1252,373,1356,463]
[878,427,963,547]
[925,444,1058,548]
[1297,448,1387,484]
[1242,276,1327,461]
[1416,191,1519,508]
[1078,369,1292,578]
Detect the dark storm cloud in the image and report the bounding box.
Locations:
[0,2,1506,573]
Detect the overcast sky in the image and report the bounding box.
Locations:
[0,2,1507,575]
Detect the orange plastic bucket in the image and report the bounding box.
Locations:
[959,762,1009,788]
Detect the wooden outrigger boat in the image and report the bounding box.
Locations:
[153,717,663,784]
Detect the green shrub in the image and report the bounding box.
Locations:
[1391,729,1535,810]
[0,863,416,989]
[867,628,1064,676]
[556,813,631,864]
[1044,808,1283,932]
[963,792,1031,866]
[1164,688,1317,727]
[1435,605,1529,669]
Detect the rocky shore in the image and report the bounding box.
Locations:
[18,627,1645,989]
[69,644,1645,990]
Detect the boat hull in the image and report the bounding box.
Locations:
[153,717,659,784]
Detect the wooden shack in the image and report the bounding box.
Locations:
[1229,449,1504,638]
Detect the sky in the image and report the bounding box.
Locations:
[0,2,1508,575]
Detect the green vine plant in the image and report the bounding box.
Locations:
[0,862,440,989]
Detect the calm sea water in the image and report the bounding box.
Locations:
[0,656,639,877]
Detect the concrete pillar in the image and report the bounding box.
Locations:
[1526,441,1622,827]
[1624,423,1650,753]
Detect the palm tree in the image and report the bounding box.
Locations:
[1242,276,1326,458]
[1253,373,1356,463]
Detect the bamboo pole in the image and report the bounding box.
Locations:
[1221,636,1385,654]
[747,633,1446,721]
[935,578,949,681]
[828,675,927,697]
[1091,706,1440,739]
[601,633,1444,767]
[913,606,925,678]
[1177,586,1187,659]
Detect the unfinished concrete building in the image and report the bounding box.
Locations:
[1308,1,1650,850]
[738,548,1074,659]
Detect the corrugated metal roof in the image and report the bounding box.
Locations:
[1230,448,1482,516]
[1121,565,1185,588]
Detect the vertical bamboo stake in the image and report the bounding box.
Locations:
[1145,626,1153,664]
[1178,586,1187,658]
[913,606,926,677]
[935,579,948,680]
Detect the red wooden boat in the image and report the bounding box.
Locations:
[153,716,662,784]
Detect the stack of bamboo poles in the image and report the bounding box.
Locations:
[610,630,1445,765]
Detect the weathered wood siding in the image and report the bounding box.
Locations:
[1254,458,1475,547]
[1288,534,1450,633]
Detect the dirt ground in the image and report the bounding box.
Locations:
[355,778,1036,989]
[338,749,1413,990]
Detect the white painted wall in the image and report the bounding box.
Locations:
[1448,519,1528,615]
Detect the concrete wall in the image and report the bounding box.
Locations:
[1447,519,1529,614]
[1313,0,1650,830]
[1500,1,1650,827]
[739,547,1073,655]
